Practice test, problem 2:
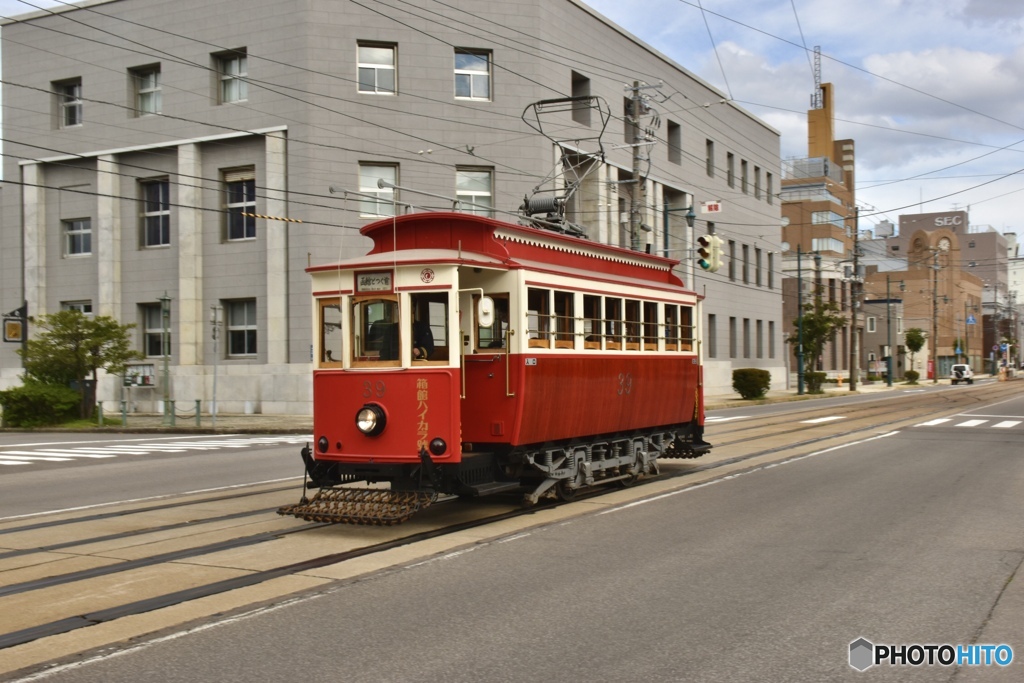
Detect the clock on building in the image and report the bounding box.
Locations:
[938,237,951,251]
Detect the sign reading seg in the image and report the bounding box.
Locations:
[356,271,393,293]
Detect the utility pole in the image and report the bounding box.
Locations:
[932,250,939,383]
[849,207,859,391]
[797,246,805,395]
[625,80,661,252]
[886,275,893,388]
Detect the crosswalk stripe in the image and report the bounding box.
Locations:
[801,416,845,424]
[704,416,749,423]
[0,454,73,462]
[915,418,951,426]
[956,419,988,427]
[992,421,1022,429]
[0,435,313,468]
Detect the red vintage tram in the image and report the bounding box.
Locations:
[279,211,710,525]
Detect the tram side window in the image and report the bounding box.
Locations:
[605,297,622,349]
[554,290,574,349]
[320,298,343,366]
[477,294,509,351]
[527,287,551,348]
[583,295,601,349]
[354,298,399,362]
[664,305,680,352]
[643,301,659,350]
[411,292,448,361]
[680,306,694,351]
[625,299,641,350]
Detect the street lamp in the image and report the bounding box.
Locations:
[158,292,171,425]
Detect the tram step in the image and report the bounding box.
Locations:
[463,481,523,496]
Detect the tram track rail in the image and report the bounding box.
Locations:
[1,382,1021,668]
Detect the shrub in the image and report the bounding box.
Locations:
[806,372,827,394]
[867,374,881,382]
[904,370,920,384]
[0,383,81,428]
[732,368,772,400]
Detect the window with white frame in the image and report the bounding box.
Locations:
[64,219,92,256]
[455,168,493,216]
[454,49,491,100]
[359,163,397,217]
[224,168,256,240]
[227,299,257,356]
[62,300,93,316]
[55,78,82,127]
[217,51,247,103]
[141,179,170,247]
[867,316,877,333]
[142,303,170,357]
[131,65,161,115]
[358,44,396,94]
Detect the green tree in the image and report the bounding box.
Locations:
[17,310,144,418]
[786,298,847,376]
[904,327,926,379]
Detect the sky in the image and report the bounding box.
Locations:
[581,0,1024,239]
[2,0,1023,238]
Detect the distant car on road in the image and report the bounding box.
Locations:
[950,364,974,385]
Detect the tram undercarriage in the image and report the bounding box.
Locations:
[277,422,711,525]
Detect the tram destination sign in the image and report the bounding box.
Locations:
[356,271,393,293]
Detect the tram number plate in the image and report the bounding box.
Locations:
[525,358,537,366]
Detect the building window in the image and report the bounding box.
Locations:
[754,166,761,199]
[867,316,877,333]
[571,72,591,125]
[62,300,93,316]
[217,51,247,103]
[742,244,749,284]
[707,314,717,358]
[359,163,398,217]
[358,43,396,94]
[769,320,776,358]
[756,319,763,358]
[64,219,92,256]
[224,169,256,240]
[741,160,749,194]
[726,152,735,187]
[140,179,170,247]
[227,299,257,356]
[667,121,682,165]
[131,65,161,115]
[755,247,762,286]
[55,78,82,127]
[768,252,775,289]
[728,239,736,281]
[455,168,493,216]
[454,49,490,100]
[766,172,774,204]
[743,318,751,358]
[729,316,737,358]
[705,139,714,178]
[142,303,170,357]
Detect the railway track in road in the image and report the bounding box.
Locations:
[2,382,1022,678]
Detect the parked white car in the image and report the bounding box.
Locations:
[950,364,974,385]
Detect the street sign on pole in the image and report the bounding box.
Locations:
[966,314,976,325]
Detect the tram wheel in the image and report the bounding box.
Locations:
[556,480,579,501]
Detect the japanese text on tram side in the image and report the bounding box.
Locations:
[416,378,429,449]
[357,272,392,292]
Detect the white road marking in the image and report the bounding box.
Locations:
[992,421,1021,429]
[704,416,750,422]
[801,416,845,424]
[956,419,988,427]
[915,418,951,427]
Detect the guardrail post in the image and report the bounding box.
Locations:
[96,402,103,426]
[120,400,127,426]
[169,399,176,427]
[195,399,201,427]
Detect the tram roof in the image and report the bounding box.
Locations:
[308,212,687,289]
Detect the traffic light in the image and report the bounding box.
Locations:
[697,234,723,272]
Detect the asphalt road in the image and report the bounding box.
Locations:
[14,390,1024,682]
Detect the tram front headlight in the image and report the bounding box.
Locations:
[355,403,387,436]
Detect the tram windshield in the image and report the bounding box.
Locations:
[354,298,399,362]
